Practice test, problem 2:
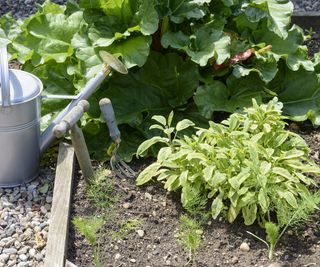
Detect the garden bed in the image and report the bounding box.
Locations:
[67,124,320,267]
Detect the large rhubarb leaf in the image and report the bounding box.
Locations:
[13,6,83,65]
[0,14,21,47]
[272,66,320,125]
[245,0,294,39]
[1,0,320,162]
[162,18,230,66]
[156,0,211,23]
[252,25,313,72]
[194,73,265,118]
[103,52,199,125]
[80,0,158,42]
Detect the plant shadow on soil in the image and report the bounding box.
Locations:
[67,124,320,267]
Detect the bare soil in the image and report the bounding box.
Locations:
[67,122,320,267]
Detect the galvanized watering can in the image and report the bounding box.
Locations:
[0,46,127,187]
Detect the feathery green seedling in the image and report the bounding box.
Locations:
[247,192,320,260]
[110,218,142,240]
[177,215,203,266]
[86,169,119,209]
[72,216,104,267]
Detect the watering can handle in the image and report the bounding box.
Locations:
[0,46,10,107]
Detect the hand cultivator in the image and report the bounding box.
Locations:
[100,98,136,179]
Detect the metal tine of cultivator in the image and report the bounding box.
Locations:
[99,98,136,178]
[111,143,136,179]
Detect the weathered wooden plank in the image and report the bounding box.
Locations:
[44,142,75,267]
[292,12,320,29]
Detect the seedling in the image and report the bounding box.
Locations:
[110,218,142,240]
[304,27,316,40]
[73,168,121,266]
[183,194,210,225]
[177,215,203,266]
[86,169,120,209]
[247,192,320,260]
[72,216,104,267]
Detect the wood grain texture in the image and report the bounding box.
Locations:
[44,142,75,267]
[70,124,93,182]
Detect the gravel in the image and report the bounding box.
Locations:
[0,0,69,18]
[1,0,320,19]
[0,169,54,267]
[292,0,320,12]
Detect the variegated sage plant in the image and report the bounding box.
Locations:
[136,98,320,227]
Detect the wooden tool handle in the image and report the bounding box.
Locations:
[53,100,89,138]
[99,98,121,143]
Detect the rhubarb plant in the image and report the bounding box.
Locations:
[1,0,320,160]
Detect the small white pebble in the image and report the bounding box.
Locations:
[240,242,250,252]
[136,229,145,238]
[122,203,131,209]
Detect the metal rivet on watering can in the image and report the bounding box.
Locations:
[0,46,43,187]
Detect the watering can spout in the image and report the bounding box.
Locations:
[39,68,108,154]
[40,51,128,154]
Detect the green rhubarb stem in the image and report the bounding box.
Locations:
[161,16,169,37]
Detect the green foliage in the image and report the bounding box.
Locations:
[72,216,104,245]
[72,216,104,267]
[136,98,320,227]
[177,215,203,265]
[86,169,119,208]
[2,0,320,160]
[248,191,320,259]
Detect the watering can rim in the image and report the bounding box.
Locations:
[0,46,43,106]
[0,68,43,106]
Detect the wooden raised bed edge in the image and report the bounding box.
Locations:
[44,142,76,267]
[292,12,320,29]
